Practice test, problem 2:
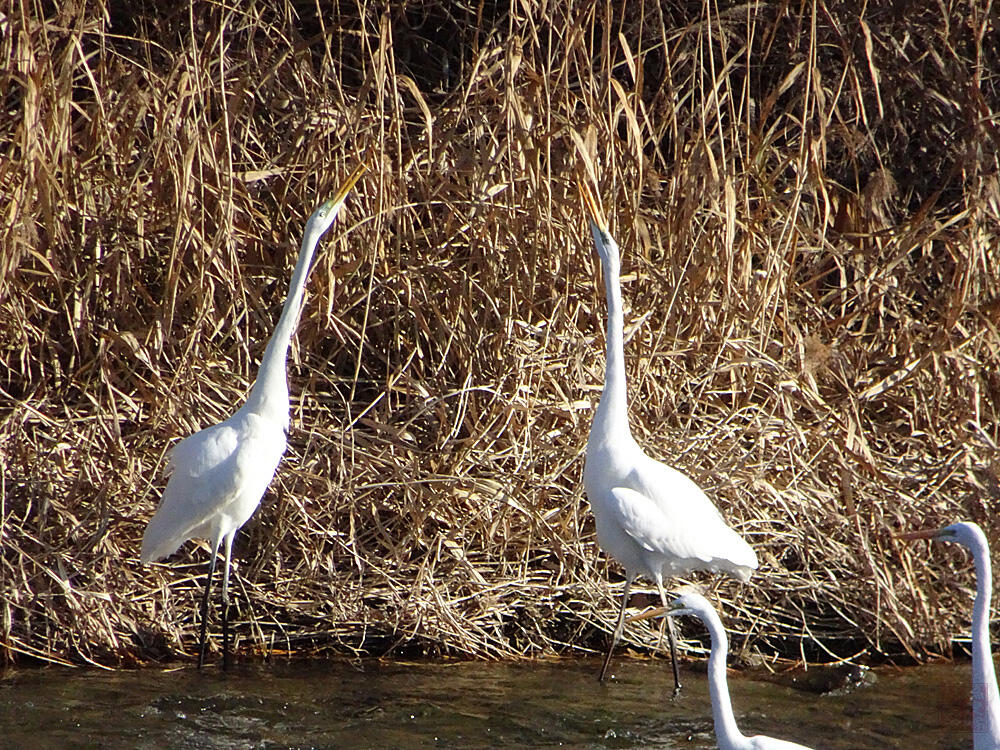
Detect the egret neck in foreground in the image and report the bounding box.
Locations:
[579,178,758,692]
[897,521,1000,750]
[140,161,367,669]
[668,593,815,750]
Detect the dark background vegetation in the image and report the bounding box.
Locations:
[2,0,999,668]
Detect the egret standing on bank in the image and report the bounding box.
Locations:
[665,592,815,749]
[897,521,1000,749]
[141,162,367,669]
[579,178,758,691]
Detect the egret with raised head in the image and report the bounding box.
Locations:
[579,178,758,692]
[141,162,367,669]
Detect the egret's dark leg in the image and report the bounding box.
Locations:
[221,533,235,672]
[665,616,683,696]
[197,542,221,670]
[657,580,682,696]
[599,577,633,682]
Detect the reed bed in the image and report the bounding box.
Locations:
[1,0,999,668]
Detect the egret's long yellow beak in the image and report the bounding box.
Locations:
[625,605,671,625]
[578,177,609,234]
[328,160,368,209]
[896,527,944,542]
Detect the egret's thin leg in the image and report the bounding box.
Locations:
[599,577,632,682]
[197,541,221,670]
[665,613,683,695]
[221,533,235,672]
[657,579,682,695]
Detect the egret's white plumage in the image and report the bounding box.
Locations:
[141,162,366,668]
[898,521,1000,750]
[579,179,757,688]
[667,592,815,750]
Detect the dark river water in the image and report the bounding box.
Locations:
[0,658,976,748]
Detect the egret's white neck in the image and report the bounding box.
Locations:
[702,610,747,750]
[590,249,630,443]
[969,532,1000,748]
[245,224,324,427]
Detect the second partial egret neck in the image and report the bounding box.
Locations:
[899,521,1000,750]
[587,217,629,442]
[940,523,1000,749]
[967,525,1000,749]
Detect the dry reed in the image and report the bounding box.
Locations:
[1,0,999,668]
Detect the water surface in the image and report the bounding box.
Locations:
[0,658,973,748]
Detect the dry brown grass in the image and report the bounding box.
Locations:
[2,0,999,668]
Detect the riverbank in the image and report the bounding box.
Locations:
[2,1,998,668]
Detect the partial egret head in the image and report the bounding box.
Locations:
[578,177,620,273]
[668,591,713,619]
[305,160,368,239]
[898,521,987,551]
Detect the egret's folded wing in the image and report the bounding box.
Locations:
[164,420,241,479]
[610,485,758,574]
[141,422,243,563]
[632,457,758,573]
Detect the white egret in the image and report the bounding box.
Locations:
[579,179,758,691]
[141,162,367,669]
[898,521,1000,749]
[666,592,815,750]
